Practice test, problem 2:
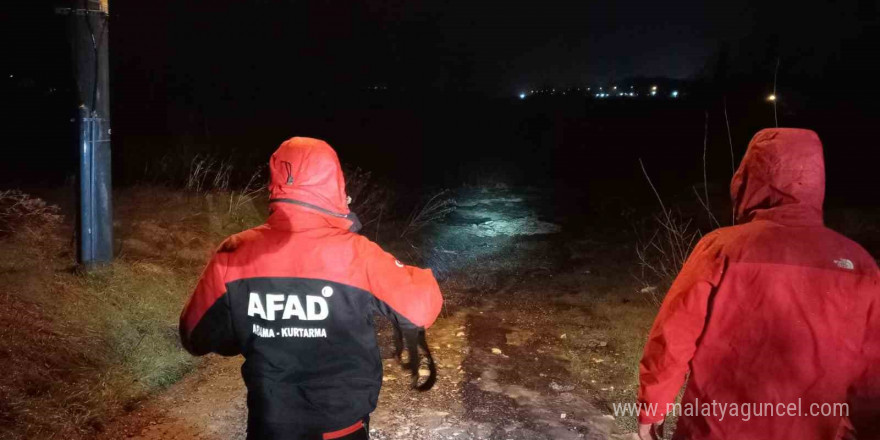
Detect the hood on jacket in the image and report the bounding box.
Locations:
[730,128,825,226]
[268,137,359,231]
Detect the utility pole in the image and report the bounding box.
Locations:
[57,0,113,267]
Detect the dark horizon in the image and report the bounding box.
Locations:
[8,0,880,93]
[4,0,880,207]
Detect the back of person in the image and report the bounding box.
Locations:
[179,137,443,439]
[680,220,878,439]
[639,128,880,440]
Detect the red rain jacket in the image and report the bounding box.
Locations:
[638,128,880,439]
[179,137,443,439]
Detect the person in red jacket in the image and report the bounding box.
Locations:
[637,128,880,440]
[179,137,443,440]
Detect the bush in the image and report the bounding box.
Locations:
[0,190,63,240]
[634,160,704,306]
[344,166,396,229]
[186,155,233,193]
[635,210,700,306]
[400,189,456,238]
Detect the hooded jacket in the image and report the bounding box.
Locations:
[638,128,880,439]
[179,137,443,439]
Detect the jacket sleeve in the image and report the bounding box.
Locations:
[179,251,239,356]
[361,238,443,329]
[638,235,725,424]
[848,272,880,439]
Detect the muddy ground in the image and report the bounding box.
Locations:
[98,187,655,440]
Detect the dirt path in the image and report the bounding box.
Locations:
[96,356,247,439]
[98,281,644,440]
[99,301,637,440]
[99,188,647,439]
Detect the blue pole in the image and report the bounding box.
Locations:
[78,110,112,265]
[71,1,113,267]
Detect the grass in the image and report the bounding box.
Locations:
[545,252,657,434]
[70,263,197,389]
[5,176,873,440]
[0,173,437,439]
[0,187,264,440]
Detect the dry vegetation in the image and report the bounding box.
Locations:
[0,160,447,440]
[3,155,875,440]
[0,187,264,440]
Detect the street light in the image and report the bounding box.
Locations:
[767,94,777,101]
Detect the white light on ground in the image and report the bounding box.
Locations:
[767,94,777,101]
[650,91,657,96]
[519,93,526,99]
[671,90,679,98]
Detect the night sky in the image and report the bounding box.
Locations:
[4,0,880,190]
[134,0,876,94]
[7,0,878,95]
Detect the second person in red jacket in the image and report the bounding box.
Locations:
[637,128,880,440]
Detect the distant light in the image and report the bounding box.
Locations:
[612,86,617,90]
[519,92,526,99]
[651,85,658,91]
[767,94,777,101]
[8,74,12,79]
[671,90,679,98]
[650,91,657,96]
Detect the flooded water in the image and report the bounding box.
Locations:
[420,187,568,278]
[445,188,561,238]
